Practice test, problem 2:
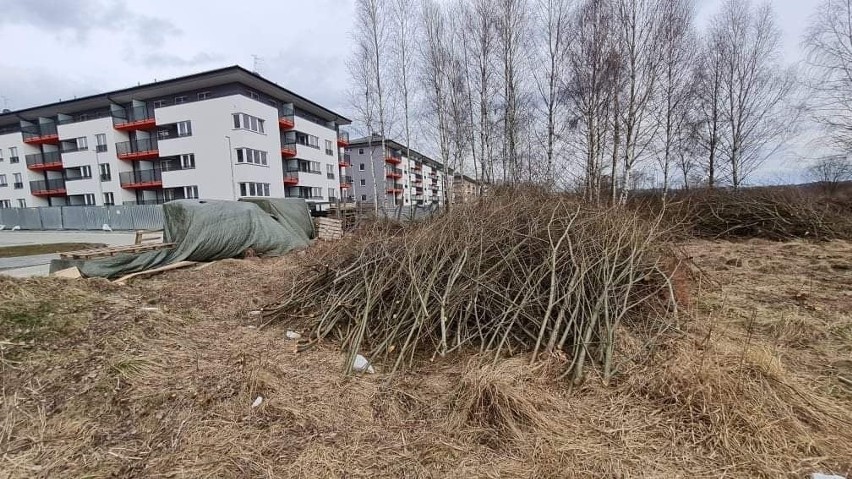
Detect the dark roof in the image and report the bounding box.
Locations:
[348,135,444,169]
[0,65,350,127]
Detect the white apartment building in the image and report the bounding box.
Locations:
[345,136,447,206]
[0,66,351,210]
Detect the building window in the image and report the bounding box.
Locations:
[103,192,114,206]
[83,194,96,205]
[175,96,187,104]
[232,113,265,134]
[249,91,261,101]
[0,174,6,187]
[180,154,196,169]
[239,182,270,197]
[359,148,364,154]
[359,163,365,171]
[100,163,111,181]
[328,188,336,199]
[235,148,268,166]
[311,187,322,198]
[185,185,199,199]
[295,133,319,149]
[13,173,22,189]
[80,165,92,178]
[361,194,367,201]
[153,100,166,108]
[359,179,366,186]
[17,199,26,208]
[326,164,335,179]
[325,139,334,156]
[197,91,211,100]
[10,147,19,163]
[0,200,10,208]
[96,133,107,152]
[0,149,5,161]
[177,121,192,137]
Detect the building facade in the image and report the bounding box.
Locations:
[452,174,480,203]
[345,136,446,206]
[0,66,351,209]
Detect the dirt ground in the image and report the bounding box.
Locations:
[1,239,851,478]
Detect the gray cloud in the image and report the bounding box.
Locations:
[0,0,181,47]
[140,52,224,68]
[0,67,97,111]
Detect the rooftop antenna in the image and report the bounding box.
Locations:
[251,54,264,74]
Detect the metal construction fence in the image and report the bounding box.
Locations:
[0,205,164,231]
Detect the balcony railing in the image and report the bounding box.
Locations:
[386,182,403,194]
[284,171,300,186]
[25,151,63,171]
[339,152,351,167]
[412,163,422,171]
[22,123,59,144]
[279,104,295,129]
[281,141,297,158]
[340,175,353,187]
[116,137,159,160]
[337,130,350,147]
[385,154,402,165]
[30,178,66,196]
[119,169,162,189]
[385,167,403,179]
[113,105,156,131]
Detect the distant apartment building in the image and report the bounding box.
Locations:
[345,136,446,206]
[0,66,351,209]
[452,174,480,203]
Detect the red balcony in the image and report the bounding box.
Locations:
[385,156,402,165]
[119,169,162,189]
[281,143,297,158]
[283,172,299,186]
[115,117,156,131]
[114,106,156,131]
[413,163,422,171]
[30,179,66,197]
[279,116,295,130]
[25,152,64,171]
[386,169,403,179]
[386,188,403,194]
[337,131,350,147]
[22,123,59,145]
[116,138,159,161]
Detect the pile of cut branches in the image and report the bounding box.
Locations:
[655,188,852,240]
[264,192,681,383]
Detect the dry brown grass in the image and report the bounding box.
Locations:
[1,237,851,477]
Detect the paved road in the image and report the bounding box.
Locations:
[0,231,141,277]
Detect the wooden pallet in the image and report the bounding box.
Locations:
[315,217,343,240]
[59,242,176,260]
[135,229,164,245]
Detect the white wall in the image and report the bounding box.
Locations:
[0,131,49,207]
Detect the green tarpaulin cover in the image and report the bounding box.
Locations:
[52,199,314,279]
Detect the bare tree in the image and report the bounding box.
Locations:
[693,29,726,188]
[653,0,695,197]
[390,0,418,190]
[808,154,852,194]
[566,0,616,202]
[496,0,528,183]
[421,0,453,206]
[532,0,572,187]
[614,0,664,203]
[347,33,382,213]
[713,0,795,188]
[804,0,852,150]
[355,0,391,210]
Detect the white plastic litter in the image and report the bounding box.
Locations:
[11,225,20,231]
[285,331,301,340]
[353,354,375,374]
[102,224,112,231]
[251,396,263,408]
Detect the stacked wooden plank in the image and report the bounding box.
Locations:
[315,217,344,240]
[134,229,164,245]
[59,242,176,260]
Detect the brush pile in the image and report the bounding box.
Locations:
[264,191,681,382]
[655,188,852,240]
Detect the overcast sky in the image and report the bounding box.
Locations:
[0,0,825,182]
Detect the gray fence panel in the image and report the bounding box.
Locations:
[0,208,24,228]
[126,205,164,230]
[106,206,133,230]
[17,208,44,229]
[40,207,63,230]
[60,206,87,230]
